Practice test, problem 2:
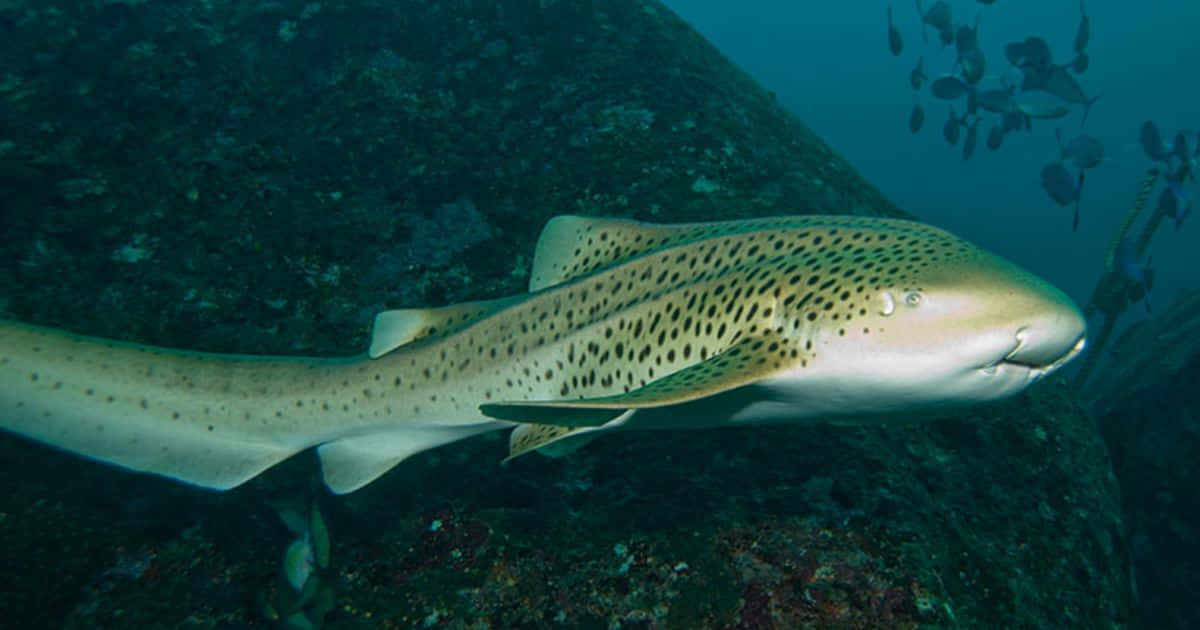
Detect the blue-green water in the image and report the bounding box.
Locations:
[665,0,1198,308]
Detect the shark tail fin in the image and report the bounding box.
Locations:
[0,320,504,494]
[0,321,310,491]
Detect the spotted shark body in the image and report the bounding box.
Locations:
[0,215,1086,493]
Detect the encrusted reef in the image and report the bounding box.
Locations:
[1086,290,1200,630]
[0,1,1130,628]
[0,0,903,352]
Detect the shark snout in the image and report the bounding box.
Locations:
[1001,306,1087,371]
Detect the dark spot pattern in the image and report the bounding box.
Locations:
[389,215,975,409]
[0,215,981,487]
[508,424,580,458]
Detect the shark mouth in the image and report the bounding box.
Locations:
[982,328,1087,378]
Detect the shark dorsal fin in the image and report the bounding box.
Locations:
[480,335,790,426]
[529,215,682,291]
[368,295,523,358]
[529,214,896,291]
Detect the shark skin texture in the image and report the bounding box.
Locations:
[0,214,1086,494]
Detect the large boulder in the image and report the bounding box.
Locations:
[1086,290,1200,630]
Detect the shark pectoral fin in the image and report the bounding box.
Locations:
[504,424,607,462]
[479,404,626,428]
[368,295,524,358]
[481,336,786,427]
[317,423,501,494]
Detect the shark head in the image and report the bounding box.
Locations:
[759,225,1087,419]
[484,215,1088,439]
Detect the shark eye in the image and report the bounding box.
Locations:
[904,291,923,307]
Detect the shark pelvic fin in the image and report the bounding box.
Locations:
[504,424,605,461]
[481,335,788,427]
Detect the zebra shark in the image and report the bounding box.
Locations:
[0,214,1086,493]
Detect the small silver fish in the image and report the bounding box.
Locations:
[962,118,980,160]
[1056,128,1104,169]
[1140,120,1170,162]
[910,56,927,90]
[1003,41,1024,66]
[1038,65,1100,123]
[956,22,978,57]
[1041,162,1084,230]
[1017,101,1070,120]
[986,123,1005,150]
[978,86,1015,114]
[1113,236,1153,310]
[916,0,953,42]
[1074,0,1090,53]
[966,83,979,115]
[1006,36,1053,73]
[938,25,955,47]
[910,103,926,133]
[960,47,987,85]
[1072,51,1089,74]
[1158,176,1193,231]
[931,75,969,100]
[888,6,903,56]
[1002,109,1029,134]
[943,106,965,144]
[1172,132,1191,164]
[1014,92,1071,120]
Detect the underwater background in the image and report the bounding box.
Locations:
[667,0,1199,312]
[0,0,1195,628]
